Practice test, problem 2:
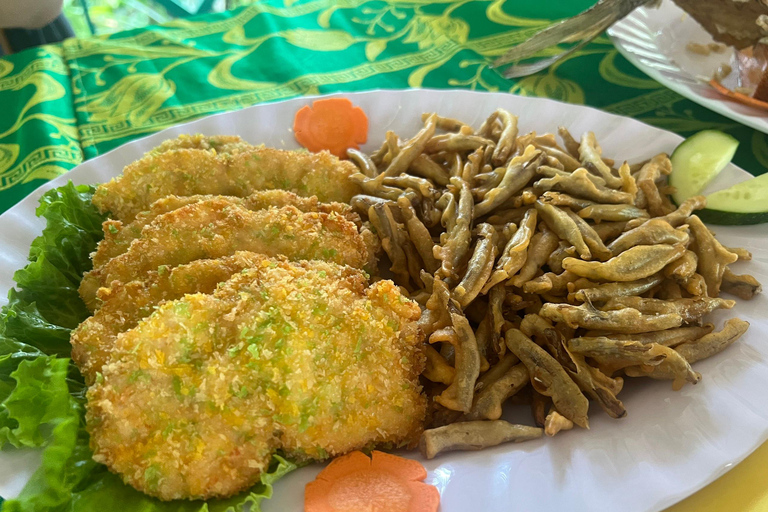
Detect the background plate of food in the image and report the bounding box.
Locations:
[0,89,766,512]
[609,0,768,134]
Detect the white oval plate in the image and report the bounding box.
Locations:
[608,1,768,134]
[1,89,766,512]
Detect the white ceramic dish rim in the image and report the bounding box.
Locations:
[0,89,765,512]
[607,3,768,135]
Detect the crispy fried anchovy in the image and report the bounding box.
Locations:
[562,243,686,282]
[540,302,683,333]
[505,328,589,428]
[420,421,543,459]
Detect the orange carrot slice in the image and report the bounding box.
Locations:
[304,450,440,512]
[294,98,369,158]
[709,79,768,112]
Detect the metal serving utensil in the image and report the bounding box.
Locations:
[491,0,656,78]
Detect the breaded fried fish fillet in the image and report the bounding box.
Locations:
[91,190,358,268]
[78,200,371,310]
[72,252,273,384]
[92,142,362,221]
[87,260,425,500]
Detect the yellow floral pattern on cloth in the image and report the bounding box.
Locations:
[0,47,81,198]
[0,0,765,212]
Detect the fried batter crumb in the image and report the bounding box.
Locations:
[92,137,362,222]
[79,200,372,310]
[87,260,425,501]
[90,191,359,269]
[72,252,276,384]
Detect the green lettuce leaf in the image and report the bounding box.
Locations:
[1,293,73,358]
[0,337,45,442]
[1,182,106,352]
[0,357,72,448]
[29,182,106,285]
[12,255,91,331]
[0,183,296,511]
[0,337,44,399]
[2,398,100,512]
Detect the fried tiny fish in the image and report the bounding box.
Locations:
[79,200,371,310]
[92,190,358,269]
[419,421,542,459]
[92,140,362,221]
[87,260,426,501]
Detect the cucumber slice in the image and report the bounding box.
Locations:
[670,130,739,204]
[699,173,768,225]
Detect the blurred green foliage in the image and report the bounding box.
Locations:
[62,0,256,37]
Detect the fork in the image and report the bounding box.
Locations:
[491,0,656,78]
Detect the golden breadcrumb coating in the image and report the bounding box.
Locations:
[78,200,371,310]
[92,140,362,221]
[72,252,275,384]
[87,260,425,501]
[91,191,358,269]
[149,134,249,155]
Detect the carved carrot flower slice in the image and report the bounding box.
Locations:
[304,450,440,512]
[293,98,369,158]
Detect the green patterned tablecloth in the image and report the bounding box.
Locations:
[1,3,768,510]
[1,0,766,214]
